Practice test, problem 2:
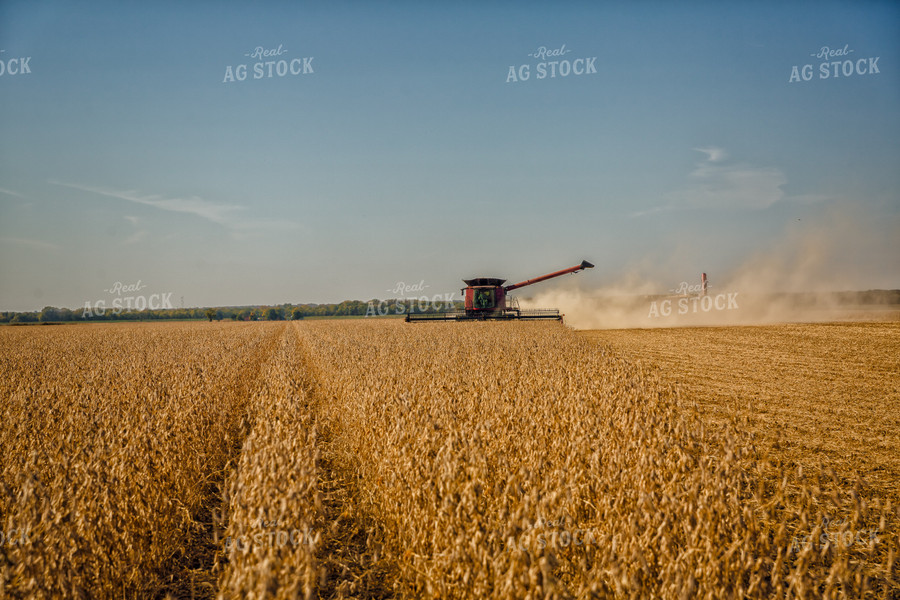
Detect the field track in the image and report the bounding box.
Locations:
[1,320,898,599]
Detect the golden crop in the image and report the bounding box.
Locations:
[583,323,900,506]
[0,322,283,598]
[0,320,896,599]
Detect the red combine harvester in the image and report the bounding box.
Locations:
[405,260,594,322]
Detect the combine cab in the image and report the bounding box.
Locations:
[405,260,593,322]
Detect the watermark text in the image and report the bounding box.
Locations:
[789,44,880,82]
[507,44,597,83]
[83,279,174,317]
[224,43,314,83]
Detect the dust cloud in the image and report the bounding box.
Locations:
[520,209,900,330]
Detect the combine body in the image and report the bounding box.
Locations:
[406,260,593,322]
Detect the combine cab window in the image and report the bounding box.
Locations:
[474,288,494,309]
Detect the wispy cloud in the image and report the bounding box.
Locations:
[693,146,727,163]
[120,215,148,244]
[123,230,148,244]
[629,205,681,218]
[0,187,25,199]
[51,181,244,225]
[0,236,60,251]
[631,147,791,217]
[50,181,300,235]
[680,158,786,210]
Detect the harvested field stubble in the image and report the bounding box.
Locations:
[582,323,900,504]
[0,319,897,599]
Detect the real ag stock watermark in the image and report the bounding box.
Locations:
[789,515,880,554]
[223,43,314,83]
[82,279,174,317]
[0,49,32,77]
[506,43,597,83]
[647,279,739,319]
[0,528,30,546]
[505,516,599,553]
[365,279,456,317]
[789,44,880,83]
[223,519,316,552]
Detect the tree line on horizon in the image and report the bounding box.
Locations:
[0,298,467,324]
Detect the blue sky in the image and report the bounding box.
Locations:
[1,1,898,311]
